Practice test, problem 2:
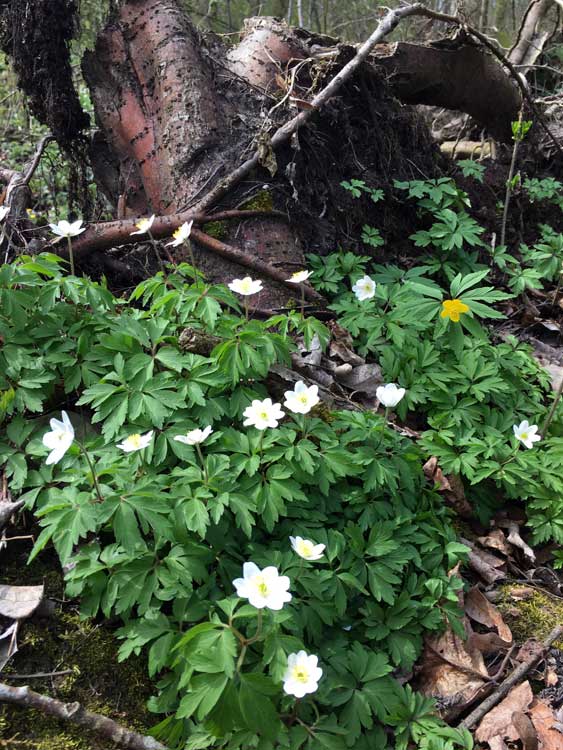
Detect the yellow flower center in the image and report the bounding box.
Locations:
[520,432,528,440]
[440,298,470,323]
[291,666,309,683]
[254,575,269,596]
[260,411,269,420]
[299,394,308,404]
[297,540,314,557]
[129,433,142,447]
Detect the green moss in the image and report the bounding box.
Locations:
[204,220,227,240]
[239,189,274,211]
[498,585,563,649]
[1,548,153,749]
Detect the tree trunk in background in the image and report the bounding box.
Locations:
[509,0,557,71]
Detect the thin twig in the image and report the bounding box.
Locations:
[458,625,563,730]
[0,682,168,750]
[22,135,55,187]
[3,670,73,680]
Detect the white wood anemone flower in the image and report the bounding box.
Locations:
[513,420,541,449]
[42,411,75,465]
[290,536,325,561]
[352,274,376,301]
[283,651,323,698]
[232,562,292,610]
[283,381,320,415]
[243,398,285,430]
[376,383,406,408]
[116,430,154,453]
[49,219,85,238]
[228,276,263,296]
[286,270,313,284]
[130,215,156,235]
[166,220,193,247]
[0,206,10,222]
[174,425,213,446]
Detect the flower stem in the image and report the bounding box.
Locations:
[186,239,197,275]
[374,407,389,451]
[541,374,563,438]
[244,297,249,321]
[67,236,75,276]
[76,440,103,503]
[300,285,305,317]
[147,230,166,274]
[195,443,208,485]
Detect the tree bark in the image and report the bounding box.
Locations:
[509,0,558,71]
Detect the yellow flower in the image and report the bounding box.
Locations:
[440,298,470,323]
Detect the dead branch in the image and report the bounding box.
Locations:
[458,625,563,730]
[0,682,168,750]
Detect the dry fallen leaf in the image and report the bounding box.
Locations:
[418,619,489,705]
[475,681,534,744]
[529,699,563,750]
[465,586,512,643]
[467,631,512,655]
[512,710,538,750]
[546,667,559,687]
[478,528,511,556]
[423,457,473,518]
[335,362,382,393]
[505,521,536,563]
[462,538,506,585]
[0,584,44,619]
[508,586,536,602]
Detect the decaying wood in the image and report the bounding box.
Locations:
[459,625,563,731]
[0,682,168,750]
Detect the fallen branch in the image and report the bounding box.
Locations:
[0,682,168,750]
[458,625,563,730]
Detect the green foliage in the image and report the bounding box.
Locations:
[1,254,471,750]
[457,160,486,183]
[511,119,533,142]
[315,176,563,538]
[523,177,563,210]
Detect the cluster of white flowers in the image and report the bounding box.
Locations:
[232,531,325,697]
[38,255,546,707]
[242,381,320,430]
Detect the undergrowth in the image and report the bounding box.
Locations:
[1,170,562,749]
